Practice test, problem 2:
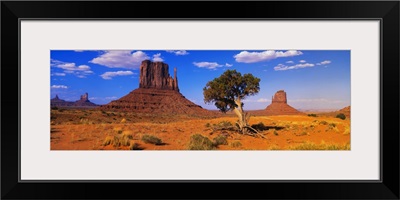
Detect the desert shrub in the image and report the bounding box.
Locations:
[102,136,114,146]
[213,121,234,130]
[218,121,233,127]
[129,142,142,150]
[307,114,317,117]
[51,106,59,110]
[122,131,133,140]
[213,135,228,146]
[102,134,131,147]
[329,123,336,128]
[115,135,130,147]
[336,113,346,120]
[319,121,328,125]
[141,134,162,145]
[230,141,242,148]
[273,130,279,136]
[188,134,215,150]
[295,131,308,136]
[204,123,211,128]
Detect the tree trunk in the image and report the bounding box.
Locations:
[233,98,248,134]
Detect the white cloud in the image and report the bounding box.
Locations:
[276,60,332,71]
[188,99,197,103]
[152,53,164,62]
[51,85,68,89]
[193,62,223,70]
[286,60,294,64]
[257,98,270,103]
[90,50,150,69]
[225,63,233,67]
[51,59,94,78]
[51,73,66,76]
[234,50,303,63]
[90,96,117,100]
[316,60,332,65]
[289,98,348,110]
[243,98,271,103]
[289,98,343,103]
[100,71,135,80]
[166,50,189,55]
[274,63,315,71]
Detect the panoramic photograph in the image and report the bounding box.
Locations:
[50,50,350,150]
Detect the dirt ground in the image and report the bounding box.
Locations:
[50,108,350,150]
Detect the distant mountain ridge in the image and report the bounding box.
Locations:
[51,93,98,107]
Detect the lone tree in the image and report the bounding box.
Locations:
[203,69,260,135]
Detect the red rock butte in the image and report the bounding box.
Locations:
[264,90,303,115]
[99,60,216,116]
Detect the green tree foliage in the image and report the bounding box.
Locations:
[203,70,260,134]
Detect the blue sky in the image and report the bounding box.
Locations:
[51,50,350,110]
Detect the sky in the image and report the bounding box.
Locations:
[50,50,350,110]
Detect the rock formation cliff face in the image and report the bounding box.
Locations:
[139,60,179,91]
[264,90,302,115]
[100,60,216,117]
[272,90,287,104]
[79,93,89,102]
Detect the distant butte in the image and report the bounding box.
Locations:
[264,90,303,115]
[100,60,217,117]
[51,93,98,107]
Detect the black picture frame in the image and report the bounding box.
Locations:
[1,1,399,199]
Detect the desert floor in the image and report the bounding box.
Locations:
[50,109,350,150]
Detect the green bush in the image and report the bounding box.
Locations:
[336,113,346,120]
[188,134,215,150]
[141,134,162,145]
[307,113,317,117]
[213,135,228,146]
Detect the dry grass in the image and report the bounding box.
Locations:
[141,134,162,145]
[187,134,215,150]
[51,109,351,150]
[102,134,131,147]
[229,141,242,148]
[289,142,350,150]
